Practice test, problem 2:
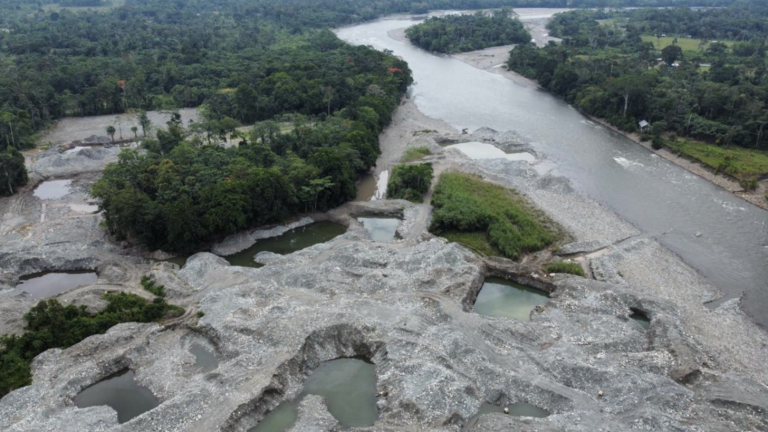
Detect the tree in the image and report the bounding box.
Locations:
[661,45,683,66]
[106,125,116,142]
[0,148,28,196]
[138,111,151,137]
[131,126,138,138]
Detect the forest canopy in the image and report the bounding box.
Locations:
[405,9,531,53]
[92,40,412,252]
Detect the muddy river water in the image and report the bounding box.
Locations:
[337,16,768,328]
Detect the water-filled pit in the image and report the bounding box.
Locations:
[357,217,400,242]
[224,221,346,268]
[16,271,98,298]
[248,358,378,432]
[462,402,550,430]
[34,180,73,200]
[190,343,218,372]
[74,369,159,424]
[474,277,549,321]
[630,309,651,330]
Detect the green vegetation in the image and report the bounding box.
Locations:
[640,36,732,52]
[0,148,28,196]
[663,138,768,180]
[508,4,768,159]
[401,146,432,162]
[92,41,411,252]
[387,163,433,202]
[430,173,560,260]
[141,276,166,298]
[545,261,585,276]
[0,293,183,397]
[405,9,530,54]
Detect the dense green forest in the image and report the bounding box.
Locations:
[508,4,768,179]
[0,0,749,196]
[405,9,530,53]
[92,41,411,252]
[0,292,182,397]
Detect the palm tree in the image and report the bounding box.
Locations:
[106,125,116,142]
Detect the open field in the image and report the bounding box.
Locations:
[666,138,768,180]
[641,35,734,51]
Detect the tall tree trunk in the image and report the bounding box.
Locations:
[623,93,629,117]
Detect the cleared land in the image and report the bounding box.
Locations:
[665,138,768,180]
[641,35,734,51]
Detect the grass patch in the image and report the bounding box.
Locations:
[387,163,433,203]
[545,261,585,277]
[0,293,183,397]
[665,138,768,180]
[430,172,561,260]
[641,35,733,52]
[401,146,432,162]
[141,276,166,298]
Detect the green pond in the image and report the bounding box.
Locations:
[474,277,549,322]
[357,217,399,242]
[225,221,346,268]
[74,370,159,424]
[16,271,98,298]
[248,358,378,432]
[462,402,550,430]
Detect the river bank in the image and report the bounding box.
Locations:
[432,11,768,213]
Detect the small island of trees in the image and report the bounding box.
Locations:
[405,9,531,54]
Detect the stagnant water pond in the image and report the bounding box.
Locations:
[16,271,98,298]
[474,277,549,322]
[225,221,346,268]
[357,217,400,242]
[34,180,73,200]
[74,369,159,424]
[190,343,219,372]
[337,16,768,327]
[462,402,549,431]
[630,309,651,330]
[248,358,378,432]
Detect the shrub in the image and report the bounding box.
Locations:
[141,276,166,297]
[387,163,433,203]
[545,261,585,276]
[430,173,560,260]
[740,179,759,191]
[651,136,664,150]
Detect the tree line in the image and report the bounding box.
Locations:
[507,4,768,152]
[405,9,530,54]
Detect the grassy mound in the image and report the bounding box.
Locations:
[545,261,585,276]
[429,173,560,259]
[401,146,432,163]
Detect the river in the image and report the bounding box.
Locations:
[336,13,768,328]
